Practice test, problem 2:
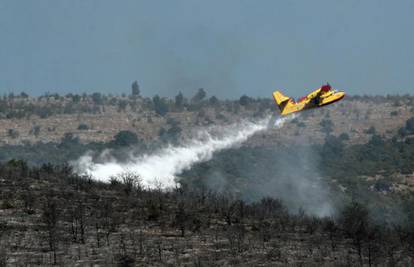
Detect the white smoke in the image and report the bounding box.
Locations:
[73,115,295,189]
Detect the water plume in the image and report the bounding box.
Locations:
[74,115,295,188]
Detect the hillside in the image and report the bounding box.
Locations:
[0,161,413,266]
[1,93,413,147]
[1,92,414,266]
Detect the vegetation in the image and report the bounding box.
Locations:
[0,89,414,265]
[0,161,413,265]
[0,88,277,120]
[131,80,140,97]
[113,130,141,147]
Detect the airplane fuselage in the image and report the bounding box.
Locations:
[272,85,345,115]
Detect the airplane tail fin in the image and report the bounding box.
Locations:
[272,91,291,112]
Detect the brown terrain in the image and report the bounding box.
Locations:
[0,95,413,146]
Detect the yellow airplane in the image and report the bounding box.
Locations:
[273,84,345,115]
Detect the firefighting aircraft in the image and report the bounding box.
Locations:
[272,84,345,115]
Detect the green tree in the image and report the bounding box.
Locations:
[113,130,139,146]
[20,92,29,98]
[320,119,333,135]
[30,125,41,137]
[7,129,19,139]
[71,94,81,103]
[191,88,206,103]
[91,92,103,105]
[239,95,252,106]
[152,95,169,116]
[339,132,350,141]
[175,91,184,110]
[365,126,376,135]
[59,133,80,148]
[78,123,89,130]
[209,96,219,106]
[131,81,140,97]
[406,117,414,133]
[117,100,128,112]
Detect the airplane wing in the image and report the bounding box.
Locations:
[305,84,332,105]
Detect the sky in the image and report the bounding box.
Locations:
[0,0,413,98]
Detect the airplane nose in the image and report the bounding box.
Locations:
[337,91,345,98]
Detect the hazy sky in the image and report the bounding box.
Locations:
[0,0,413,98]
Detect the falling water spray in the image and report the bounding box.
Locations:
[73,115,296,189]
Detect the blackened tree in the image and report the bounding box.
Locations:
[41,194,61,265]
